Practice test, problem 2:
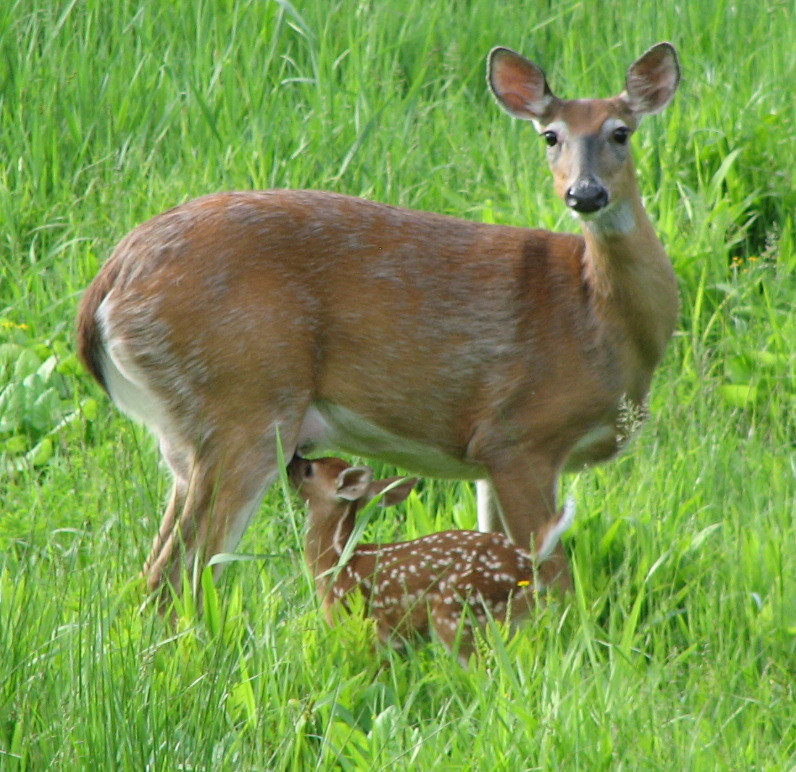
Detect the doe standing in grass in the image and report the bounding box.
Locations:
[288,455,575,665]
[76,42,680,603]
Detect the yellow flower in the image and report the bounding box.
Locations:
[516,579,531,587]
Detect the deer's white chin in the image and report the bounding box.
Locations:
[576,200,636,235]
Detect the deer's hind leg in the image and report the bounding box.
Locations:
[143,417,301,604]
[100,291,317,608]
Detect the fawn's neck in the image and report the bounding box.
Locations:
[305,504,357,593]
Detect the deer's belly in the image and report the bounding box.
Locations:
[297,400,485,480]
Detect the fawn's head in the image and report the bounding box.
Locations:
[287,455,417,522]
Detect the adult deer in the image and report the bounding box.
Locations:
[77,42,680,601]
[287,455,575,665]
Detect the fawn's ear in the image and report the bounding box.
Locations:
[335,466,374,502]
[367,476,418,507]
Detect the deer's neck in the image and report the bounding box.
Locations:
[580,195,678,395]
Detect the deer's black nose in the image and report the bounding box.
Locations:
[566,179,609,213]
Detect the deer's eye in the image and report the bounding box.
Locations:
[542,130,558,147]
[304,462,313,478]
[612,126,630,145]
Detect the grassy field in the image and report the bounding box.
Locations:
[2,0,795,768]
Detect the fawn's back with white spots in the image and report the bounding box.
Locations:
[288,455,575,664]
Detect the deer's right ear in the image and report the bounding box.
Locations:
[487,47,559,125]
[335,466,374,502]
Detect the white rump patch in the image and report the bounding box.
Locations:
[96,295,177,437]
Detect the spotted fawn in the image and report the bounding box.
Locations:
[288,455,575,664]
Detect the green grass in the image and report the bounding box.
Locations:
[2,0,795,768]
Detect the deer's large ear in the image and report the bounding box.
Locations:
[367,476,418,507]
[335,466,374,502]
[621,42,680,118]
[488,47,559,125]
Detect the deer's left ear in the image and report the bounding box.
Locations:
[621,42,680,118]
[335,466,374,502]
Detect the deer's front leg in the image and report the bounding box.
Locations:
[485,449,572,592]
[475,479,504,532]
